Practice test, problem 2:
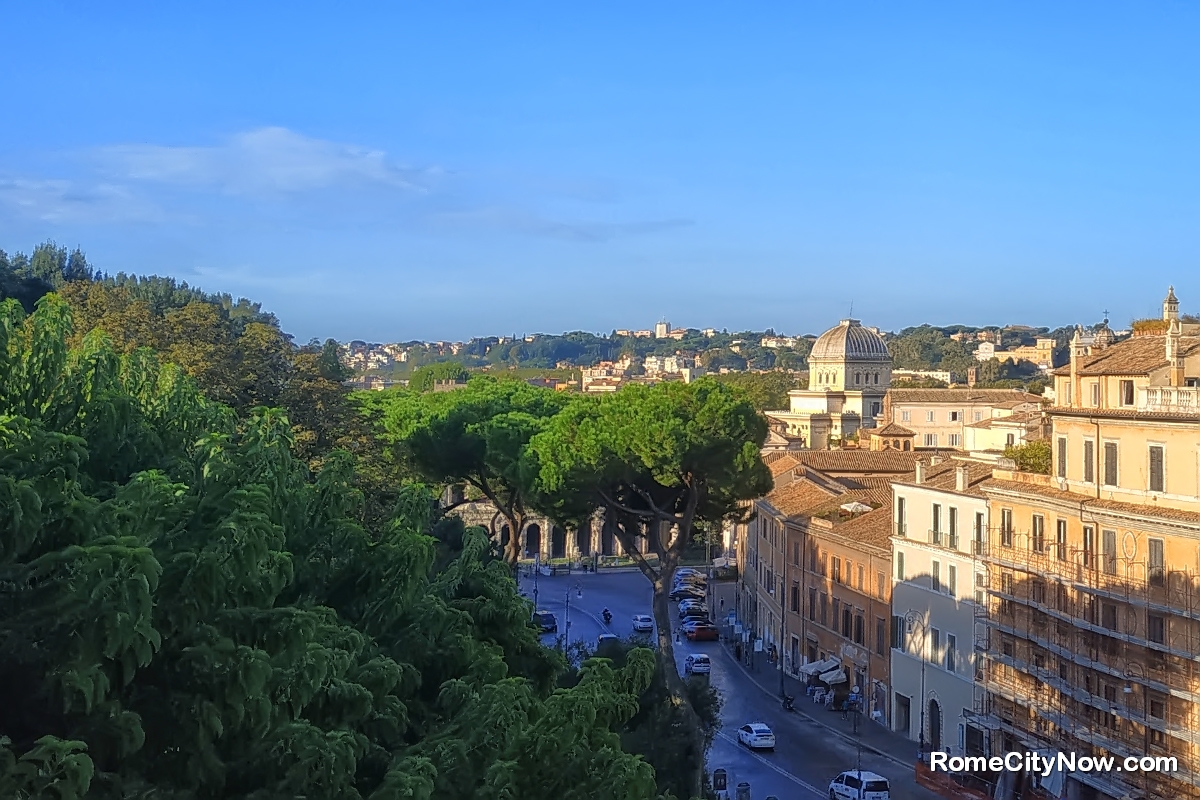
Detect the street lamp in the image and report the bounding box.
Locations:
[905,610,928,755]
[563,584,582,652]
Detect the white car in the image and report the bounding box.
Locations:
[829,770,890,800]
[684,654,711,674]
[736,722,775,751]
[597,633,619,647]
[632,614,654,632]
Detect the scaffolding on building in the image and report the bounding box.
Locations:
[975,524,1200,800]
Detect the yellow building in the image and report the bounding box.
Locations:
[976,288,1200,800]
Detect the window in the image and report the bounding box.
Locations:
[790,582,800,612]
[924,433,938,447]
[948,507,958,549]
[1056,519,1067,561]
[842,607,853,638]
[1090,382,1101,406]
[808,545,818,573]
[931,504,942,544]
[1149,538,1165,587]
[857,564,864,591]
[932,561,941,592]
[1101,602,1118,631]
[1083,526,1095,568]
[1119,380,1134,406]
[974,512,986,554]
[891,615,904,650]
[927,411,936,423]
[808,588,817,621]
[1057,438,1067,478]
[832,557,842,584]
[1149,445,1164,492]
[929,628,941,663]
[1031,579,1046,604]
[948,565,957,596]
[946,634,957,672]
[1083,439,1095,483]
[896,551,905,580]
[896,496,907,536]
[833,598,841,628]
[876,617,887,655]
[792,541,800,565]
[855,373,861,385]
[1063,380,1072,404]
[948,433,961,447]
[819,592,827,626]
[1005,433,1015,447]
[1148,613,1165,644]
[901,410,911,422]
[973,411,982,422]
[853,614,864,645]
[1032,515,1045,552]
[1103,442,1118,486]
[1102,529,1117,575]
[1001,509,1013,546]
[950,411,960,422]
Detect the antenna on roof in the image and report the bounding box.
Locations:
[849,301,854,318]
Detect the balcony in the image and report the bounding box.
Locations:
[1138,386,1200,414]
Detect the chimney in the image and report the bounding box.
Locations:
[915,461,926,484]
[930,455,943,466]
[956,465,969,492]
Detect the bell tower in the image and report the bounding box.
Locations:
[1163,286,1179,323]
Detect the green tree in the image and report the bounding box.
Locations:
[0,295,668,800]
[527,378,771,797]
[710,370,799,412]
[376,375,571,563]
[409,360,470,392]
[1004,440,1052,474]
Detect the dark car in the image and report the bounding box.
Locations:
[533,610,557,633]
[685,623,719,641]
[670,586,707,600]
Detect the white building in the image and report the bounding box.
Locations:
[765,319,892,449]
[890,458,993,757]
[655,320,670,339]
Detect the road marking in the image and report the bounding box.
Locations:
[716,731,827,798]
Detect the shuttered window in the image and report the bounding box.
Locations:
[1057,438,1067,478]
[1103,442,1119,486]
[1149,445,1165,492]
[1083,440,1095,483]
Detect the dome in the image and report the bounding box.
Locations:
[809,319,891,362]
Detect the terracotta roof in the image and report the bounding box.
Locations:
[892,460,995,497]
[1051,335,1200,377]
[833,506,894,547]
[873,422,915,436]
[965,410,1044,429]
[837,476,898,491]
[763,479,840,517]
[785,450,922,474]
[768,454,801,477]
[980,478,1200,525]
[886,388,1044,406]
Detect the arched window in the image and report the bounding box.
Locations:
[874,373,879,384]
[855,373,861,385]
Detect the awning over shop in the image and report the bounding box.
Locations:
[819,667,848,685]
[798,657,839,677]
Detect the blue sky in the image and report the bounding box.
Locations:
[2,2,1198,342]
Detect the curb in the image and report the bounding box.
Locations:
[716,642,916,774]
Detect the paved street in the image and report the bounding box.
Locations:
[519,569,939,800]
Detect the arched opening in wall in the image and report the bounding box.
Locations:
[525,524,541,559]
[928,698,943,752]
[499,524,511,548]
[601,526,615,556]
[551,525,566,559]
[576,527,592,556]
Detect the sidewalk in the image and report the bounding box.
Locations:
[708,587,920,773]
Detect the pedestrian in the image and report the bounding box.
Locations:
[735,642,743,662]
[720,598,725,610]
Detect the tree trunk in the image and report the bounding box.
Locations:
[501,509,525,565]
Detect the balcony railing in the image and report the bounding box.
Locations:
[1138,386,1200,414]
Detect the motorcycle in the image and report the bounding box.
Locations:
[602,609,613,625]
[781,695,796,712]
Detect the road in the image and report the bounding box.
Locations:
[518,569,933,800]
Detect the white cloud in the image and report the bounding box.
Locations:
[0,176,169,224]
[93,127,437,195]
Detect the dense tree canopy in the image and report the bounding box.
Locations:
[0,295,674,800]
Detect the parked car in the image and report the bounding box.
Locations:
[685,623,719,641]
[533,610,557,633]
[737,722,776,751]
[670,586,706,600]
[829,771,890,800]
[597,633,620,648]
[681,617,712,632]
[681,606,710,620]
[632,614,654,633]
[678,600,704,617]
[684,654,711,674]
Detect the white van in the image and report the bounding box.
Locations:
[829,770,890,800]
